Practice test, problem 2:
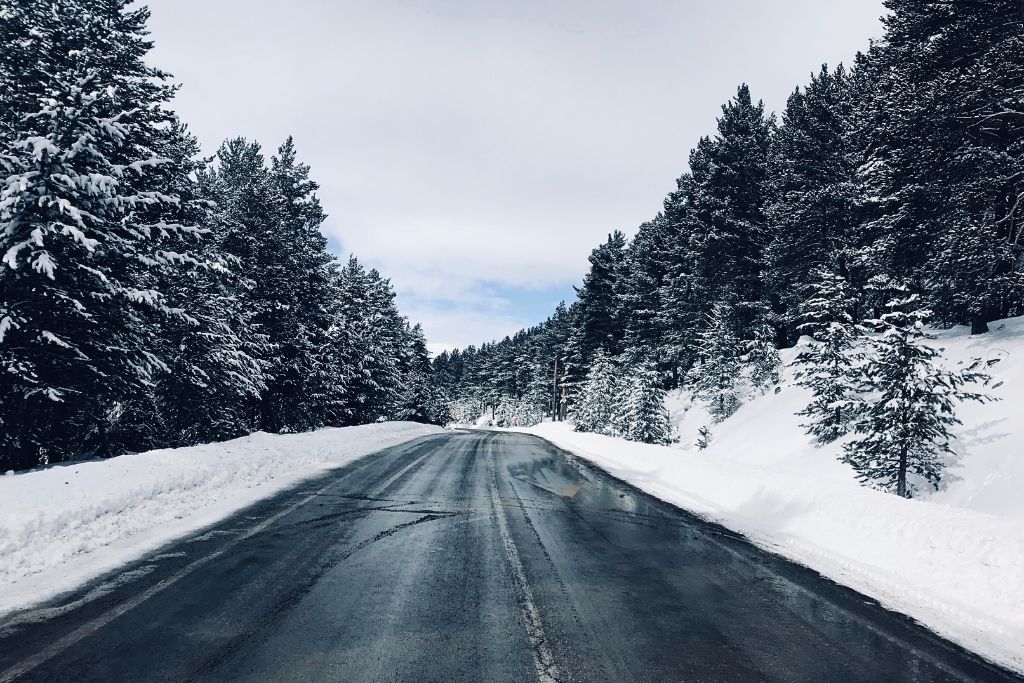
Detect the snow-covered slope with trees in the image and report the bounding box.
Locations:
[434,1,1023,464]
[669,317,1024,517]
[0,422,443,618]
[514,317,1024,673]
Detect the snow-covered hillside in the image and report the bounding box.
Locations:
[672,316,1023,518]
[516,317,1024,673]
[0,422,443,618]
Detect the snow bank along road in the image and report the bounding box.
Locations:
[0,431,1017,682]
[0,422,444,617]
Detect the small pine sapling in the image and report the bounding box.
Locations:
[573,350,622,435]
[744,321,781,391]
[696,425,712,451]
[686,302,741,422]
[842,293,994,497]
[615,362,674,445]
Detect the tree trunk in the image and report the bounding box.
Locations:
[97,421,112,459]
[970,316,990,335]
[897,443,908,498]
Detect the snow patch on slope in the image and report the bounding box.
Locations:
[0,422,443,617]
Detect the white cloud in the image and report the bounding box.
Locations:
[401,300,535,356]
[146,0,885,347]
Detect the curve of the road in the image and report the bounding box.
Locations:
[0,430,1018,682]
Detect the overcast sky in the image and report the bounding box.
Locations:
[146,0,886,353]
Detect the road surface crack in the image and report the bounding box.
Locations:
[184,512,452,681]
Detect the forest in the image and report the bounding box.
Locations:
[435,0,1023,497]
[2,0,1022,499]
[0,1,448,471]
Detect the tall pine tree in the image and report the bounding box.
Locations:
[852,0,1024,333]
[565,231,627,382]
[685,85,774,338]
[0,0,199,466]
[615,362,673,445]
[764,65,859,343]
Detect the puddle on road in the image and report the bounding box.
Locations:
[504,452,647,518]
[506,454,588,498]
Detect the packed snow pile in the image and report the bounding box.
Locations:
[517,317,1024,673]
[0,422,443,617]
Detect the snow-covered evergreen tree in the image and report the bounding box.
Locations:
[686,302,741,422]
[696,425,712,451]
[573,350,621,435]
[493,395,544,428]
[852,0,1024,333]
[207,136,345,433]
[138,125,268,449]
[448,397,484,425]
[265,137,346,430]
[0,0,200,466]
[565,232,627,382]
[615,362,673,445]
[395,323,448,425]
[0,0,439,469]
[335,258,405,424]
[927,217,1024,335]
[792,268,862,443]
[655,174,705,382]
[744,320,781,391]
[620,216,677,376]
[492,397,515,428]
[843,293,993,497]
[683,85,775,339]
[522,384,550,426]
[763,65,859,342]
[649,85,775,384]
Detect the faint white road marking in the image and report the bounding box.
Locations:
[486,446,560,683]
[375,449,431,492]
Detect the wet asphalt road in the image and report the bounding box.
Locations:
[0,430,1018,682]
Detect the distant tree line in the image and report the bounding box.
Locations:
[436,0,1019,496]
[0,0,445,471]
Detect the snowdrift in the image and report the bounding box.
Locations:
[0,422,443,617]
[517,316,1024,673]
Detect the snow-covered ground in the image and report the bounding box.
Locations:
[516,317,1024,674]
[0,422,443,618]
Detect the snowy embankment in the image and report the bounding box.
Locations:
[517,317,1024,674]
[0,422,443,617]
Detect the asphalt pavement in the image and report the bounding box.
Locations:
[0,430,1018,682]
